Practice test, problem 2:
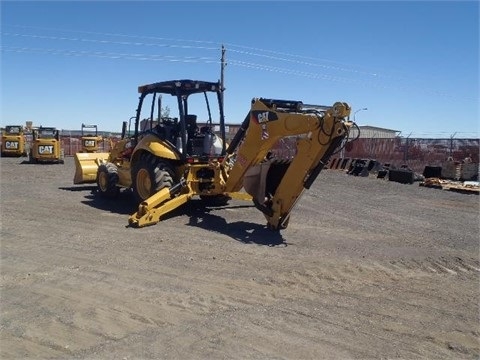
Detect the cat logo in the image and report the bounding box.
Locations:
[84,140,96,147]
[5,141,19,149]
[257,111,270,124]
[252,110,279,124]
[38,145,54,154]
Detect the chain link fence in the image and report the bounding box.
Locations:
[339,137,479,173]
[25,132,477,177]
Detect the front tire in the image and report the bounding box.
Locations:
[97,162,120,198]
[132,153,175,204]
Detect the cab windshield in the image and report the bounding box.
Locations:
[38,129,56,139]
[5,126,21,134]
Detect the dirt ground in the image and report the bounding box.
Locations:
[1,156,479,359]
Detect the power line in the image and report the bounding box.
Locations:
[1,46,220,63]
[4,24,220,45]
[3,25,411,82]
[0,44,393,88]
[1,25,388,79]
[227,48,380,78]
[1,43,476,103]
[1,25,477,103]
[2,32,219,51]
[227,59,377,84]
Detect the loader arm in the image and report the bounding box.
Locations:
[222,98,352,230]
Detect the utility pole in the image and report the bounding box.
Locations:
[404,132,412,163]
[220,45,226,105]
[449,132,457,157]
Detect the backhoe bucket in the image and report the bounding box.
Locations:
[73,152,109,184]
[243,160,290,205]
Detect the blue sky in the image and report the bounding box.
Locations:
[1,1,479,138]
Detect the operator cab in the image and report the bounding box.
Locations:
[136,79,226,160]
[35,126,59,140]
[5,126,23,135]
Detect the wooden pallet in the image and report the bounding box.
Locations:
[420,178,479,195]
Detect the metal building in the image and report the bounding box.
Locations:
[349,125,400,139]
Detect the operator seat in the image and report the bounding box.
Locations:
[185,114,198,138]
[185,114,199,155]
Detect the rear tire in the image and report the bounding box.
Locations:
[97,162,120,198]
[132,153,175,204]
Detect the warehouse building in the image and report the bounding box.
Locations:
[348,125,400,139]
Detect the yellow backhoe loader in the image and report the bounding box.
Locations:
[74,79,354,230]
[1,125,27,157]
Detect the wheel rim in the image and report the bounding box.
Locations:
[136,168,152,200]
[98,171,108,191]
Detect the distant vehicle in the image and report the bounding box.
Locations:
[29,126,64,164]
[1,125,27,157]
[81,124,103,153]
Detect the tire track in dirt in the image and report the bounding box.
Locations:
[1,157,479,359]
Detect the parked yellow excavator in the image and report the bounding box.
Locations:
[74,79,353,230]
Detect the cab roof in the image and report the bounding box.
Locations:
[138,79,221,96]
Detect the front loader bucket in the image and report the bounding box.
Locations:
[73,152,109,184]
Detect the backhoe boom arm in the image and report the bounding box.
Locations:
[223,98,352,230]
